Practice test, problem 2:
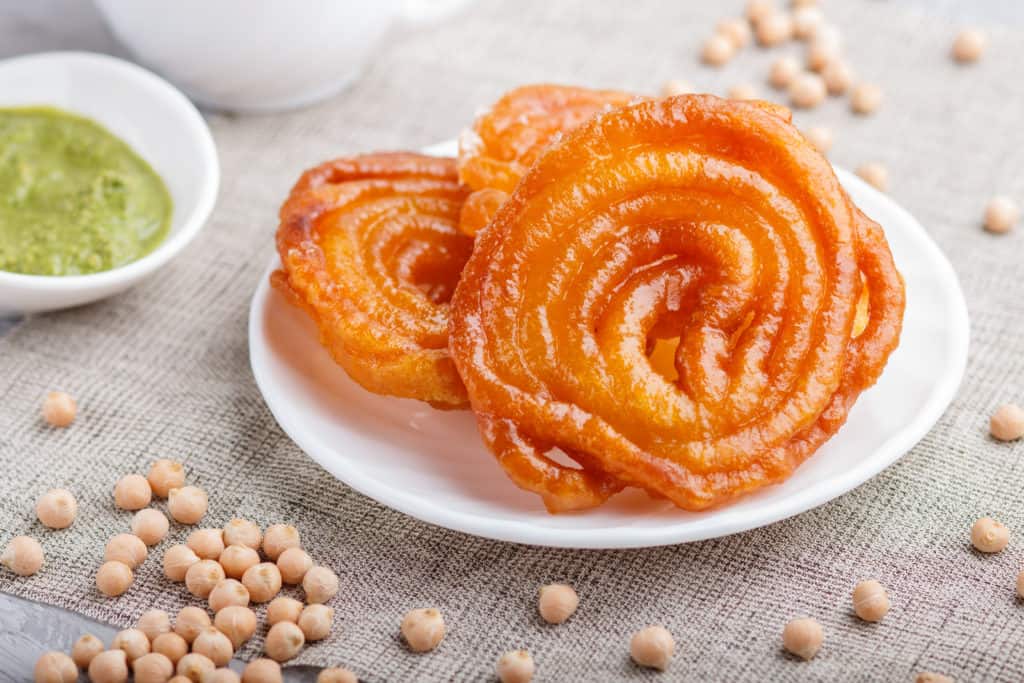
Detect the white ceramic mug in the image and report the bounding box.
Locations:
[93,0,467,112]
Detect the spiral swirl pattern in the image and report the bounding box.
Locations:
[275,153,472,408]
[449,95,905,511]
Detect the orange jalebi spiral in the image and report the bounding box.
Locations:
[275,152,472,409]
[456,84,637,235]
[449,95,905,512]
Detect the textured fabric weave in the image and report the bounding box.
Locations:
[2,1,1024,680]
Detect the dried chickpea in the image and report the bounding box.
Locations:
[852,580,890,622]
[204,670,241,683]
[88,649,129,683]
[42,391,77,427]
[538,584,578,624]
[782,617,823,660]
[147,459,186,498]
[2,535,43,576]
[153,632,189,664]
[71,633,105,668]
[177,653,216,682]
[114,474,152,510]
[728,83,758,101]
[132,509,170,546]
[96,561,133,596]
[717,18,751,49]
[972,517,1009,553]
[317,669,356,683]
[262,524,300,561]
[112,628,150,662]
[769,56,800,89]
[243,562,283,603]
[991,403,1024,439]
[804,126,833,154]
[164,544,201,582]
[791,6,823,40]
[241,659,282,683]
[303,565,339,604]
[220,544,261,579]
[267,596,304,625]
[496,650,534,683]
[168,486,208,525]
[984,198,1020,235]
[192,627,234,667]
[916,674,954,683]
[273,549,310,586]
[215,605,258,649]
[298,604,334,641]
[174,606,212,644]
[1014,569,1024,600]
[755,13,791,47]
[133,652,174,683]
[822,60,853,95]
[265,621,305,662]
[857,162,889,192]
[223,519,262,550]
[401,608,445,652]
[36,488,77,529]
[952,28,986,63]
[209,578,250,612]
[188,529,226,560]
[746,0,776,24]
[702,33,736,66]
[105,533,148,569]
[186,559,226,599]
[137,608,172,642]
[630,626,674,670]
[806,38,838,72]
[661,79,693,97]
[170,677,193,683]
[789,72,826,108]
[33,651,77,683]
[851,82,882,115]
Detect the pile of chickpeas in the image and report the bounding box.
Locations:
[16,452,357,683]
[17,394,588,683]
[12,318,1024,682]
[665,0,1022,234]
[688,0,885,119]
[8,392,363,682]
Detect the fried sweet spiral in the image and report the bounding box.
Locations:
[449,95,905,512]
[456,84,637,235]
[275,152,472,408]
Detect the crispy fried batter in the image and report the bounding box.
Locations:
[449,95,904,512]
[456,84,637,235]
[275,152,472,408]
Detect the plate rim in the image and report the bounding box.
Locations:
[249,149,969,549]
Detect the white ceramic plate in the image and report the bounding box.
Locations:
[249,139,968,549]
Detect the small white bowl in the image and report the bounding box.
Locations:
[0,51,219,315]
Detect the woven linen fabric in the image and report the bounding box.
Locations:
[2,1,1024,680]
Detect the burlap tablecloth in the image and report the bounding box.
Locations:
[2,1,1024,680]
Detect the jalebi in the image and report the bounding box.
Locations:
[449,95,904,511]
[275,153,472,409]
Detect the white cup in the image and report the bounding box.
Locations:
[93,0,464,113]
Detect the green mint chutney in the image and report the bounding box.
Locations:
[0,106,173,276]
